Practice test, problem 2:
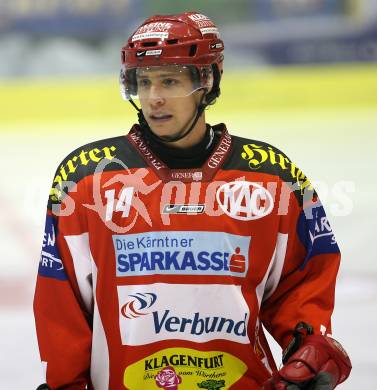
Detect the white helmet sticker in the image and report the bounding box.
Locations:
[200,27,220,37]
[132,22,173,42]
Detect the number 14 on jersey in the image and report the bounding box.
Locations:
[104,187,134,221]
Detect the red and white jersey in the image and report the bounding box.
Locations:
[34,124,341,390]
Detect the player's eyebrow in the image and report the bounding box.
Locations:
[137,72,186,79]
[157,72,184,77]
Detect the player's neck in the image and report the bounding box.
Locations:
[146,122,216,169]
[163,115,207,149]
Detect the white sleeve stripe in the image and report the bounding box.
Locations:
[63,235,110,388]
[255,233,288,308]
[41,361,47,382]
[90,260,110,390]
[263,233,288,302]
[64,233,93,312]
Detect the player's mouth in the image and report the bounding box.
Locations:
[149,113,173,123]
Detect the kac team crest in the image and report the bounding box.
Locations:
[216,181,274,221]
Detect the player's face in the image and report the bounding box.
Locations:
[136,66,203,139]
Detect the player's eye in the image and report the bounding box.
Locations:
[138,78,151,88]
[162,78,179,87]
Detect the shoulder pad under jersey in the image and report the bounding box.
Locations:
[225,136,316,205]
[48,134,147,210]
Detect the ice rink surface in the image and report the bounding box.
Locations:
[0,109,376,388]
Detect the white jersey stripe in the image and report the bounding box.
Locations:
[91,260,110,390]
[255,233,288,308]
[64,233,110,389]
[64,233,93,312]
[263,233,289,302]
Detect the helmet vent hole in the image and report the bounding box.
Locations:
[141,41,158,47]
[167,39,178,44]
[189,44,197,57]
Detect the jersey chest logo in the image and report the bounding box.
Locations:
[216,181,274,221]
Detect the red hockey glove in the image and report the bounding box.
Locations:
[262,323,351,389]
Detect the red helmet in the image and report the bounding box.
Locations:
[120,12,224,103]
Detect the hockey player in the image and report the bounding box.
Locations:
[34,12,351,390]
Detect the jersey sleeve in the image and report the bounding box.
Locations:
[260,167,341,351]
[33,160,93,389]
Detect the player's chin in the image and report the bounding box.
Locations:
[148,122,178,139]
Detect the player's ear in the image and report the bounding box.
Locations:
[204,72,214,104]
[195,89,207,105]
[204,64,221,105]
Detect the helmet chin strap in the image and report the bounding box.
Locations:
[129,92,207,144]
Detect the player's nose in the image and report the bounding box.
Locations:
[148,85,165,106]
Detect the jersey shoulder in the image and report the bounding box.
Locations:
[49,133,147,206]
[225,134,291,177]
[225,134,314,200]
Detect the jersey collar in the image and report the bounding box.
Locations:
[127,123,232,182]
